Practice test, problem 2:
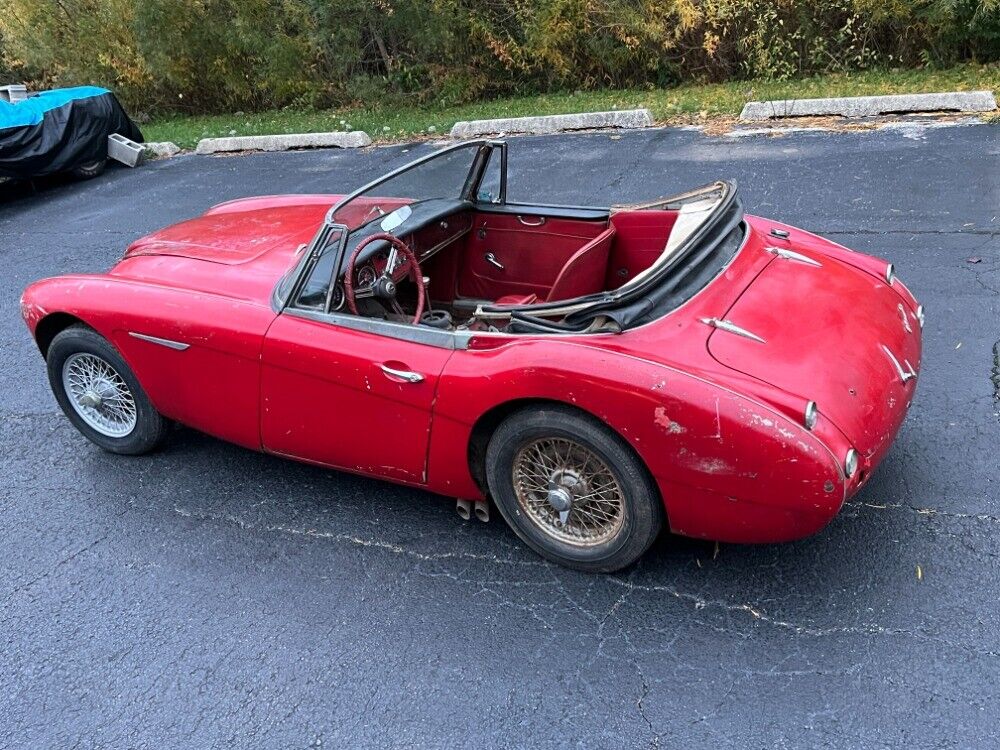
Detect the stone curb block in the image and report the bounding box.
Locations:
[143,141,181,158]
[195,131,372,155]
[450,109,653,138]
[740,91,997,121]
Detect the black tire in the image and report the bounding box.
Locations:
[71,159,106,179]
[485,405,664,572]
[46,325,170,455]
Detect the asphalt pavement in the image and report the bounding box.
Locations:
[1,121,998,749]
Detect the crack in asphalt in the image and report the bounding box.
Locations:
[0,532,110,608]
[992,341,1000,421]
[171,505,547,568]
[856,501,1000,526]
[171,504,945,646]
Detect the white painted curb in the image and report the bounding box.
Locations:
[195,131,372,155]
[450,109,653,138]
[740,91,997,121]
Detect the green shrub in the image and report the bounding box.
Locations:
[0,0,996,114]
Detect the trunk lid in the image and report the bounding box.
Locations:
[706,250,921,460]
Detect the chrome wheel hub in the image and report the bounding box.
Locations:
[513,438,625,547]
[62,353,137,438]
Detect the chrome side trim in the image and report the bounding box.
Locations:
[915,305,925,329]
[128,332,190,351]
[700,317,766,344]
[881,344,916,383]
[885,263,896,285]
[765,246,822,267]
[284,307,473,350]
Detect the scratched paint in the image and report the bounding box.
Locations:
[653,406,686,434]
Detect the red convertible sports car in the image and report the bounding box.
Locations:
[21,140,922,571]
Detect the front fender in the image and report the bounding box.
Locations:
[430,339,846,543]
[21,274,273,450]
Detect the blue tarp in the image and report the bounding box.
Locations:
[0,86,111,130]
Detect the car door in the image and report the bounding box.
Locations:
[259,309,454,484]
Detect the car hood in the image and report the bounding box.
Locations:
[706,242,922,463]
[124,199,332,265]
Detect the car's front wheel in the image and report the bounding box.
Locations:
[485,405,664,572]
[70,159,107,179]
[46,325,170,454]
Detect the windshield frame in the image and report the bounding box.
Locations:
[279,139,505,311]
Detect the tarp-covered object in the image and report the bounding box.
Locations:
[0,86,143,180]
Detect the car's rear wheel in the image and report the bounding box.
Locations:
[485,406,664,572]
[46,325,169,454]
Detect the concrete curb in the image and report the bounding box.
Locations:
[740,91,997,121]
[450,109,653,138]
[195,131,372,155]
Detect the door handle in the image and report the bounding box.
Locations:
[517,215,545,226]
[485,252,504,270]
[380,364,424,383]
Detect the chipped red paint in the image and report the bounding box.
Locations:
[20,196,921,545]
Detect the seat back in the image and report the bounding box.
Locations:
[545,226,615,302]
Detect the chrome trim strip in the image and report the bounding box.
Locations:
[881,344,916,383]
[765,246,822,267]
[128,332,190,351]
[284,307,473,350]
[915,305,925,329]
[700,317,767,344]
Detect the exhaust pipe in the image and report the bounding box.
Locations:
[456,499,472,520]
[474,499,489,523]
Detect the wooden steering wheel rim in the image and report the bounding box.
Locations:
[343,232,425,325]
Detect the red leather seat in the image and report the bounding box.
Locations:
[545,225,616,302]
[489,226,616,306]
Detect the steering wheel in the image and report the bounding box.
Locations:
[344,232,425,325]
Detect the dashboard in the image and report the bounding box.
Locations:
[326,199,473,311]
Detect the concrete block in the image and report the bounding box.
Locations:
[450,109,653,138]
[740,91,998,121]
[107,133,144,167]
[0,84,27,103]
[195,131,371,155]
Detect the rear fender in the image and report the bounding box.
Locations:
[430,340,846,541]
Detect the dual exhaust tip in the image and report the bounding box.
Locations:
[457,499,489,523]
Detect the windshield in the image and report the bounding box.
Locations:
[328,143,484,231]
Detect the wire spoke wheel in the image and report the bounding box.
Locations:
[61,352,137,438]
[512,437,625,547]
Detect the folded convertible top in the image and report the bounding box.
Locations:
[0,86,142,180]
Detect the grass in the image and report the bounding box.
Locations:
[144,62,1000,149]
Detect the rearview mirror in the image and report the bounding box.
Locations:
[380,204,412,233]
